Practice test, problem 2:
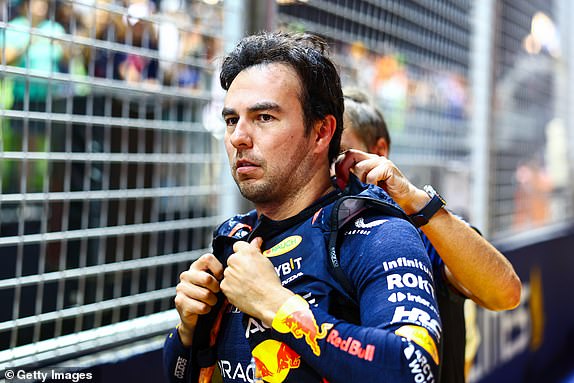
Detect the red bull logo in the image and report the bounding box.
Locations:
[279,309,333,356]
[272,295,334,357]
[325,329,376,361]
[276,342,301,371]
[253,356,273,379]
[252,340,301,383]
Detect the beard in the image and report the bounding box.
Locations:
[233,166,283,204]
[236,178,277,203]
[231,151,312,205]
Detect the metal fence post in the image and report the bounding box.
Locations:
[558,0,574,200]
[470,0,496,236]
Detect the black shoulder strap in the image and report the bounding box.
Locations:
[327,194,414,302]
[187,234,242,382]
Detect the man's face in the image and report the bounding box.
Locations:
[222,63,315,204]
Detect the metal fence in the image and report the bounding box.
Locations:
[277,0,574,237]
[0,0,226,370]
[278,0,475,217]
[488,0,573,236]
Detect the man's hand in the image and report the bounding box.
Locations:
[221,237,294,326]
[335,149,429,215]
[174,253,224,346]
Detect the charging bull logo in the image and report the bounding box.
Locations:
[252,340,301,383]
[279,309,333,356]
[276,342,301,371]
[253,356,273,379]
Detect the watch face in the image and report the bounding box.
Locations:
[423,185,436,197]
[423,185,446,206]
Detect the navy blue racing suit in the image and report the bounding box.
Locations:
[422,228,467,383]
[164,185,442,383]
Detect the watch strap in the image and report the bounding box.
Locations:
[408,186,446,228]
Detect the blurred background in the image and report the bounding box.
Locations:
[0,0,573,382]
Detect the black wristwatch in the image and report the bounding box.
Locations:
[408,185,446,228]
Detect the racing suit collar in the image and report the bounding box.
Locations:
[249,189,341,241]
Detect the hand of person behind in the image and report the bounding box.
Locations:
[335,149,428,215]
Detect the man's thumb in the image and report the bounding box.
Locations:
[250,237,263,249]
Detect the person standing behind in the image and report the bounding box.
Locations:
[0,0,66,193]
[336,88,522,383]
[1,0,66,110]
[164,31,442,383]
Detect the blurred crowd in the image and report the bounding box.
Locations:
[338,40,469,129]
[0,0,224,193]
[0,0,224,101]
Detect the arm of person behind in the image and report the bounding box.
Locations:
[163,253,224,383]
[224,219,441,383]
[336,149,522,311]
[419,207,521,310]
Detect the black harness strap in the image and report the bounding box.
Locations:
[326,190,413,303]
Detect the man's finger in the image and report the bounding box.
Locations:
[176,281,219,307]
[180,268,221,293]
[250,237,263,249]
[334,151,358,189]
[190,253,224,281]
[353,158,392,185]
[232,240,251,253]
[335,149,374,189]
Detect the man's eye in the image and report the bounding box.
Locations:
[258,114,274,122]
[225,117,238,126]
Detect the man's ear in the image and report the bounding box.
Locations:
[371,137,389,157]
[313,115,337,154]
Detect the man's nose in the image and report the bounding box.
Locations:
[229,119,253,148]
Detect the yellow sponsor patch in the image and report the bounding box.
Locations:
[395,325,440,364]
[263,236,302,257]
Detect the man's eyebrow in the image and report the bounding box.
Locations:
[247,102,281,113]
[221,107,236,118]
[221,102,282,118]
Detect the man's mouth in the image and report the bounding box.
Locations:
[237,159,256,167]
[235,159,260,175]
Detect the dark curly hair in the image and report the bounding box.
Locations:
[220,31,344,163]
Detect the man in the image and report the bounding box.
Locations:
[164,32,441,383]
[336,89,522,382]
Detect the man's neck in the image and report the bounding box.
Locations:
[255,178,335,221]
